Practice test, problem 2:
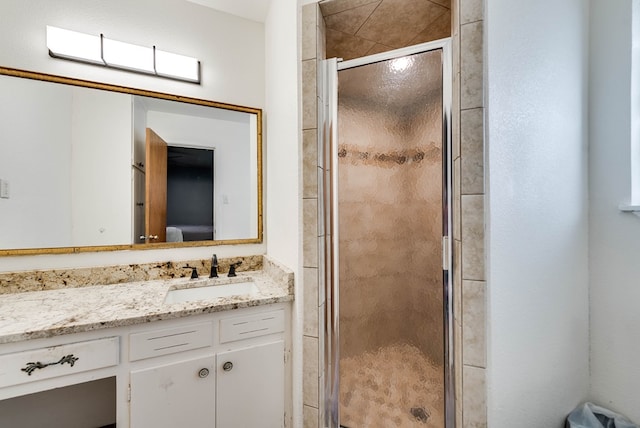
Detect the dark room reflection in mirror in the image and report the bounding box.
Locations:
[134,95,258,246]
[167,146,214,242]
[0,67,262,255]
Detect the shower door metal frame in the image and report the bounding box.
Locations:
[321,37,454,428]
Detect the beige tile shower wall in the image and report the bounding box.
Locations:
[301,0,487,427]
[302,4,325,428]
[456,0,486,427]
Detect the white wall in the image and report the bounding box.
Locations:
[265,0,301,426]
[0,0,264,108]
[0,77,73,249]
[485,0,590,426]
[589,0,640,422]
[264,0,301,271]
[70,88,132,246]
[0,0,267,271]
[1,83,132,249]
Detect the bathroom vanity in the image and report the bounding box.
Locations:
[0,259,293,428]
[0,61,282,427]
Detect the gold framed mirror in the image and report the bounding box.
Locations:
[0,67,262,256]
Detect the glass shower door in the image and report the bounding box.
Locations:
[326,45,451,428]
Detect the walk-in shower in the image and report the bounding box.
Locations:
[321,40,453,428]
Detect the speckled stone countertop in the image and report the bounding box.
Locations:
[0,256,294,344]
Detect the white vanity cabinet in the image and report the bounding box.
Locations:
[128,321,218,427]
[130,355,216,427]
[0,302,290,428]
[0,336,119,391]
[216,340,285,427]
[0,333,122,428]
[215,308,286,427]
[126,304,288,428]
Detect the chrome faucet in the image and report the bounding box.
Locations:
[210,254,219,278]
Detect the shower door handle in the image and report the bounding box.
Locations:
[442,236,450,271]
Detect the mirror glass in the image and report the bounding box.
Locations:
[0,68,262,254]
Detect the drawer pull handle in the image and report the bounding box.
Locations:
[198,368,210,378]
[21,354,79,376]
[223,361,233,372]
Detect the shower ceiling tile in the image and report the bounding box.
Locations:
[319,0,380,17]
[356,0,449,48]
[409,9,452,45]
[324,1,380,35]
[326,28,376,61]
[429,0,451,7]
[323,0,452,61]
[365,42,395,56]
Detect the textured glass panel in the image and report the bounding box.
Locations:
[337,49,444,427]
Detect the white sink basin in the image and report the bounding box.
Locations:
[164,280,259,304]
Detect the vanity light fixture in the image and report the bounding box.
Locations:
[101,37,155,74]
[46,26,200,84]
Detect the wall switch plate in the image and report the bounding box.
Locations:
[0,179,9,199]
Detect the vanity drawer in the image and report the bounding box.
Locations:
[129,321,213,361]
[0,337,119,388]
[219,309,285,343]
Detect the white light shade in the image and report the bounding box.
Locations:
[46,25,200,84]
[47,26,102,64]
[155,49,200,83]
[102,38,154,73]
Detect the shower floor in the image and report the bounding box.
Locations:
[340,343,444,428]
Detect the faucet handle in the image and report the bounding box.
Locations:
[210,254,219,278]
[227,261,242,277]
[183,266,198,279]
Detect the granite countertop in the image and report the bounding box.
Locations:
[0,265,294,344]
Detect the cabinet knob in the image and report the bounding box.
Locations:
[198,368,210,378]
[222,361,233,372]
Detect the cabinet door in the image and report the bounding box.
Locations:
[130,355,215,428]
[216,340,284,428]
